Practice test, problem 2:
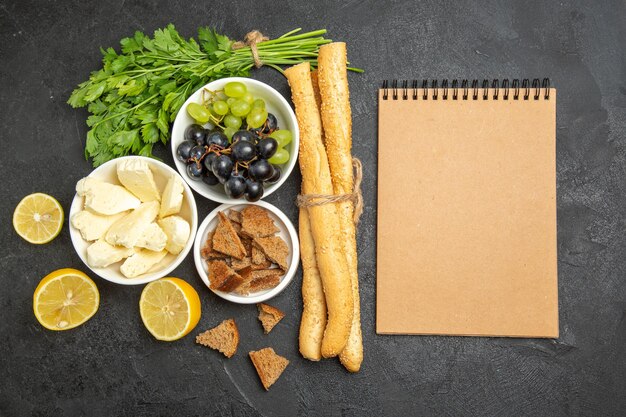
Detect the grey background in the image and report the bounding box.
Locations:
[1,0,625,416]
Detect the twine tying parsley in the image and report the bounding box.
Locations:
[232,30,269,68]
[296,158,364,225]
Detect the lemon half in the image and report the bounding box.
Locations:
[13,193,64,244]
[139,277,201,341]
[33,268,100,331]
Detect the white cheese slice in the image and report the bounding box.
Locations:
[116,159,161,202]
[87,240,134,268]
[135,222,168,252]
[120,249,168,278]
[76,177,140,215]
[157,215,191,255]
[105,201,159,248]
[159,175,184,218]
[71,210,127,241]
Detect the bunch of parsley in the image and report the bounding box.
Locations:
[68,25,346,166]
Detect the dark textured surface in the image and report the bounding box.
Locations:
[1,0,625,416]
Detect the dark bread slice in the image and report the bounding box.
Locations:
[241,238,253,257]
[249,347,289,390]
[228,209,242,224]
[233,266,254,295]
[253,236,289,270]
[241,206,279,238]
[257,303,285,334]
[231,256,252,271]
[251,245,267,265]
[208,260,245,292]
[212,212,246,260]
[251,260,272,270]
[251,269,285,280]
[246,274,281,293]
[200,231,227,260]
[196,318,239,358]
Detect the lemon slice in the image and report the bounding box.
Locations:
[33,268,100,331]
[139,277,201,341]
[13,193,64,244]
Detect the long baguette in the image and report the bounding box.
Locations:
[298,208,327,360]
[318,42,363,372]
[298,70,328,361]
[285,62,353,357]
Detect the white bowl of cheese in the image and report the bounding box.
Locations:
[69,156,198,285]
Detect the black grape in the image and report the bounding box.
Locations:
[256,138,278,159]
[184,124,207,145]
[211,155,233,184]
[248,159,274,181]
[244,179,264,202]
[176,140,194,162]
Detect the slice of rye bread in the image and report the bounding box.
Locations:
[251,245,267,265]
[246,274,281,293]
[200,231,227,260]
[257,303,285,334]
[231,256,252,271]
[196,318,239,358]
[253,236,289,270]
[208,260,245,292]
[241,206,279,238]
[252,269,285,279]
[233,266,254,295]
[251,260,272,270]
[249,347,289,390]
[227,209,242,224]
[212,212,247,260]
[241,237,253,257]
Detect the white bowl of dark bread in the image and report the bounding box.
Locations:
[193,200,299,304]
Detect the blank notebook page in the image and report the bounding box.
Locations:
[376,87,558,337]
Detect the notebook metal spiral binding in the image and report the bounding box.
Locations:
[381,78,551,101]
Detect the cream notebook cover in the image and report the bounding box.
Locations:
[376,79,558,338]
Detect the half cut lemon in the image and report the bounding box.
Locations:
[139,277,201,341]
[33,268,100,331]
[13,193,64,244]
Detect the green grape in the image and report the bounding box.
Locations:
[212,100,229,116]
[251,98,266,109]
[187,103,210,124]
[268,148,289,165]
[224,114,242,129]
[207,104,219,117]
[247,108,268,129]
[215,91,228,101]
[226,97,237,107]
[224,81,247,98]
[230,99,251,117]
[242,92,254,104]
[223,127,237,140]
[269,129,293,147]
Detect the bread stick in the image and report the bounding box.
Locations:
[285,62,353,357]
[298,208,327,360]
[298,71,327,360]
[318,42,363,372]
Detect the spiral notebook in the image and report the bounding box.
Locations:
[376,79,558,338]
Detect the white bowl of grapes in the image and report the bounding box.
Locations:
[171,77,299,204]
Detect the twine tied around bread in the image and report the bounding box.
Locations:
[232,30,269,68]
[296,158,364,225]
